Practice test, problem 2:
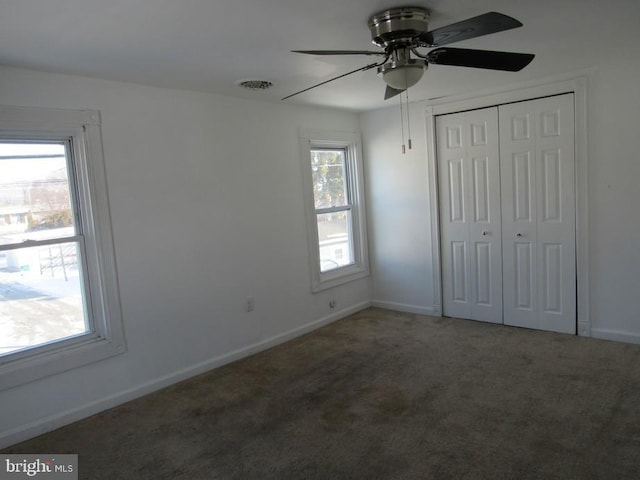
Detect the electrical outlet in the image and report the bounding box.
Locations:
[246,296,255,312]
[329,299,336,309]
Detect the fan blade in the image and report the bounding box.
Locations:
[384,86,405,100]
[282,62,380,100]
[427,47,534,71]
[292,50,385,56]
[419,12,523,47]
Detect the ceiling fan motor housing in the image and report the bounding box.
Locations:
[368,7,430,49]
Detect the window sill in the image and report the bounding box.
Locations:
[312,263,370,292]
[0,335,126,391]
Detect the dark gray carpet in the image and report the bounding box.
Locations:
[5,308,640,479]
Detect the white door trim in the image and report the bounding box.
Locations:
[425,77,590,336]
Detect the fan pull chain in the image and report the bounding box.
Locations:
[405,89,412,150]
[399,92,406,154]
[398,66,412,153]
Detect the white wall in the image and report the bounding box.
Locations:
[361,58,640,343]
[0,66,371,446]
[585,61,640,342]
[360,105,434,314]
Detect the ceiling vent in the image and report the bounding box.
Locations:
[236,79,273,90]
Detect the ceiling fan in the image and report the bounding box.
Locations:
[282,7,534,101]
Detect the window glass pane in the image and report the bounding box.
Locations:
[0,242,89,356]
[0,142,75,245]
[317,211,354,272]
[310,149,348,209]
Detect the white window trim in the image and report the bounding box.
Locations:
[300,129,370,292]
[0,105,125,390]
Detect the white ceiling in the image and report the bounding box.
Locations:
[0,0,638,112]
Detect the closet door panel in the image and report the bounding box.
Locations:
[438,113,472,319]
[535,94,576,333]
[500,107,537,328]
[499,94,575,333]
[437,107,502,323]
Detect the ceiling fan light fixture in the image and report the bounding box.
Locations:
[379,61,425,90]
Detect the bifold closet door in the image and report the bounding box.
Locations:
[499,94,576,334]
[437,107,503,323]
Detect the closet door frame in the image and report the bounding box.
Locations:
[426,77,590,337]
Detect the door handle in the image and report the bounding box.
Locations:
[482,231,488,236]
[516,233,523,237]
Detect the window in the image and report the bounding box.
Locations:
[0,105,124,389]
[300,130,369,291]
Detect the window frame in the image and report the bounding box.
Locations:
[0,105,125,390]
[300,129,369,292]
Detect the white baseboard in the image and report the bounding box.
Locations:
[0,301,372,449]
[590,328,640,345]
[371,300,437,316]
